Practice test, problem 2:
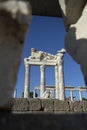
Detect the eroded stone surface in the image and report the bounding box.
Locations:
[42,99,54,112]
[58,0,87,85]
[0,0,31,107]
[54,100,70,111]
[7,98,87,112]
[58,0,86,29]
[70,101,83,112]
[29,99,41,111]
[65,4,87,85]
[12,98,29,111]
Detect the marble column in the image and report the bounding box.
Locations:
[70,90,73,101]
[55,65,59,99]
[24,64,30,98]
[40,65,45,97]
[33,90,36,98]
[13,89,17,98]
[58,59,65,100]
[56,49,66,100]
[79,90,82,101]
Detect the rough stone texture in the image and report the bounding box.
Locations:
[12,98,29,111]
[0,0,31,107]
[70,101,83,112]
[11,99,87,112]
[58,0,87,86]
[54,100,70,111]
[58,0,86,29]
[29,99,41,111]
[0,113,87,130]
[65,4,87,85]
[41,99,54,112]
[83,101,87,112]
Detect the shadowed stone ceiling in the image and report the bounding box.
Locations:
[29,0,62,17]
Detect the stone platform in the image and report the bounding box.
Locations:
[1,98,87,130]
[0,113,87,130]
[11,98,87,112]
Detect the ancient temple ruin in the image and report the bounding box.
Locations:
[23,48,66,100]
[12,48,87,101]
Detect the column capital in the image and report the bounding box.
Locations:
[58,59,64,66]
[25,63,30,68]
[55,65,58,73]
[40,64,45,70]
[24,58,29,63]
[55,65,58,69]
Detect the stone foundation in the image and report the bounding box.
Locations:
[1,98,87,130]
[11,98,87,113]
[1,113,87,130]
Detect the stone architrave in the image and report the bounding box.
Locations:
[29,48,56,61]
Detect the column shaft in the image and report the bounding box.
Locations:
[33,90,36,98]
[70,90,73,101]
[13,89,17,98]
[24,64,30,98]
[55,65,59,99]
[79,90,82,101]
[40,65,45,97]
[58,59,65,100]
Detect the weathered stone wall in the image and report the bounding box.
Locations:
[1,99,87,129]
[11,98,87,113]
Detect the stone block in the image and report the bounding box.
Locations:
[70,101,83,112]
[29,99,41,111]
[54,100,70,111]
[83,101,87,112]
[41,99,54,112]
[12,98,29,111]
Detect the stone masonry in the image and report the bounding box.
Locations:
[11,98,87,112]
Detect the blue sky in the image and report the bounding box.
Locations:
[15,15,87,99]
